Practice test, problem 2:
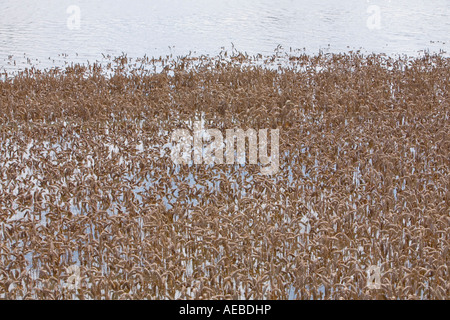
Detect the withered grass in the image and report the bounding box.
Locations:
[0,51,448,299]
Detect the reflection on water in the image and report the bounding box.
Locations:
[0,0,449,71]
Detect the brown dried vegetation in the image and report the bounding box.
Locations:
[0,51,448,299]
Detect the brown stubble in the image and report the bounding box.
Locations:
[0,51,448,300]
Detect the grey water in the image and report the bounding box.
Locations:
[0,0,449,73]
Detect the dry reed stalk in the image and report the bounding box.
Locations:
[0,51,448,300]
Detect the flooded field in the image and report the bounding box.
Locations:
[0,52,448,299]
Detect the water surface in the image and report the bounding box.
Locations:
[0,0,449,71]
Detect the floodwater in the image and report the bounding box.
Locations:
[0,0,449,71]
